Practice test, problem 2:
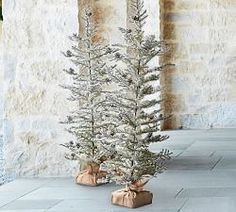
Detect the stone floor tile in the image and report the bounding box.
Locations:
[0,210,45,212]
[0,197,16,208]
[180,197,236,212]
[167,155,221,170]
[0,178,56,207]
[186,141,236,151]
[47,199,110,212]
[177,187,236,198]
[0,200,61,210]
[0,178,54,194]
[206,128,236,135]
[180,150,214,157]
[111,210,176,212]
[213,155,236,170]
[0,129,235,211]
[45,198,180,212]
[195,137,236,142]
[154,170,236,188]
[43,178,75,187]
[150,139,195,151]
[164,130,207,136]
[110,197,185,212]
[213,151,236,157]
[145,184,182,199]
[20,184,119,200]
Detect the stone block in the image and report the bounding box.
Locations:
[181,197,236,212]
[0,200,61,210]
[164,0,209,11]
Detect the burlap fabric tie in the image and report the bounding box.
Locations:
[111,180,153,208]
[76,163,103,186]
[76,164,99,186]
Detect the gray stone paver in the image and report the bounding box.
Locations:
[180,150,215,157]
[187,141,236,151]
[0,210,45,212]
[213,155,236,170]
[0,129,236,212]
[167,155,221,170]
[177,187,236,198]
[153,170,236,188]
[0,200,61,210]
[180,197,236,212]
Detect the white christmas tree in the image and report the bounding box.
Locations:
[102,0,172,188]
[61,10,116,184]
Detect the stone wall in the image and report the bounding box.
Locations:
[2,0,236,177]
[0,0,4,183]
[2,0,161,177]
[2,0,79,177]
[161,0,236,129]
[0,14,2,116]
[0,1,3,127]
[1,0,132,177]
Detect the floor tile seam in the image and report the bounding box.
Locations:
[183,140,197,152]
[175,188,184,198]
[44,199,63,212]
[0,184,52,209]
[177,198,189,212]
[211,156,223,170]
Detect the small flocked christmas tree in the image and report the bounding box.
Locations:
[61,9,116,186]
[102,0,172,207]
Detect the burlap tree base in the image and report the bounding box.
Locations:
[111,187,153,208]
[76,163,106,186]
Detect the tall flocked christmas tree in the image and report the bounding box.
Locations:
[102,0,172,207]
[61,9,116,186]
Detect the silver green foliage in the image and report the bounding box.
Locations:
[61,10,117,164]
[102,0,172,185]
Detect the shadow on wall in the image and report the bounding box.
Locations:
[0,0,2,21]
[161,0,183,130]
[78,0,113,43]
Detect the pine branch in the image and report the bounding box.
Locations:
[61,9,116,164]
[140,99,161,109]
[101,0,172,185]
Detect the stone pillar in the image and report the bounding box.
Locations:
[161,0,236,129]
[79,0,127,44]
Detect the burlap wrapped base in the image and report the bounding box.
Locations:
[76,163,106,186]
[111,187,153,208]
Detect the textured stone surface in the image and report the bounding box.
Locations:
[161,0,236,129]
[1,0,129,177]
[1,0,235,178]
[2,0,79,177]
[0,16,3,183]
[0,129,236,211]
